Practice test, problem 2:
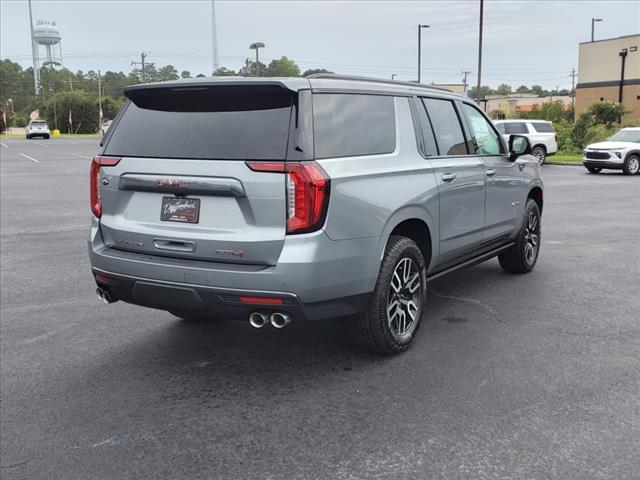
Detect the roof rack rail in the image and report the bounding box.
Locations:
[305,73,453,93]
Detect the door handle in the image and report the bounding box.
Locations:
[486,169,497,177]
[441,173,457,182]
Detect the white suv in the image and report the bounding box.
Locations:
[583,127,640,175]
[494,119,557,164]
[26,120,50,139]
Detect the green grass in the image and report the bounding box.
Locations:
[548,154,582,164]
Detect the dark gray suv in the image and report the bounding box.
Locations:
[89,74,543,354]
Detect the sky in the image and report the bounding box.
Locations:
[1,0,639,90]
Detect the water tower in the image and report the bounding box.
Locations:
[33,20,63,68]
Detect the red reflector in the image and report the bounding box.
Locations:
[90,156,121,218]
[245,162,286,173]
[94,273,120,286]
[238,296,284,305]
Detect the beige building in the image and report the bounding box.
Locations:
[575,34,640,123]
[482,94,572,118]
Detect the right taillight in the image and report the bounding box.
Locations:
[246,161,330,234]
[90,156,120,218]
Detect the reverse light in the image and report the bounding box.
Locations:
[246,161,330,234]
[90,156,121,218]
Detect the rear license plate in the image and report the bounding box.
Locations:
[160,197,200,223]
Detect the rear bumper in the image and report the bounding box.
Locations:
[88,220,380,320]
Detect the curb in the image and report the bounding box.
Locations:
[545,162,583,167]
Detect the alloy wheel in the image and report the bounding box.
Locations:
[524,211,540,265]
[628,156,640,175]
[387,257,422,337]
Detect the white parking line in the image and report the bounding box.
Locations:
[69,152,92,159]
[32,142,47,148]
[19,153,40,163]
[0,142,7,149]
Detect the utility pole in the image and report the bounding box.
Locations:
[28,0,39,97]
[417,24,430,83]
[98,69,103,129]
[476,0,484,105]
[68,79,73,92]
[462,70,472,93]
[132,52,148,82]
[569,68,577,108]
[211,0,219,74]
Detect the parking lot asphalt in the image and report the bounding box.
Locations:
[1,137,639,480]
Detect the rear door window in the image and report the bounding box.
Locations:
[313,93,396,159]
[531,122,555,133]
[505,122,528,134]
[104,85,293,160]
[421,98,468,156]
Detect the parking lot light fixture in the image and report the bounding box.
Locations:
[249,42,265,76]
[591,18,603,42]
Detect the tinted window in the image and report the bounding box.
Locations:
[421,98,468,155]
[313,94,396,159]
[462,104,503,155]
[414,99,438,156]
[104,86,293,160]
[505,122,528,134]
[531,122,555,133]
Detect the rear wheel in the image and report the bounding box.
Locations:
[587,167,602,174]
[531,145,546,164]
[499,199,541,274]
[623,154,640,175]
[349,235,427,354]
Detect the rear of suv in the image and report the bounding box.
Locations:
[494,119,557,163]
[89,75,543,354]
[26,120,50,139]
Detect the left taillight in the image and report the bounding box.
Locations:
[246,161,330,234]
[90,156,120,218]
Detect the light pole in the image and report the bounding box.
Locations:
[591,18,603,42]
[391,74,397,80]
[249,42,265,76]
[476,0,484,105]
[417,24,430,83]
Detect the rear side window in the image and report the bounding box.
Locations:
[422,98,468,156]
[495,123,506,134]
[104,85,293,160]
[313,93,396,159]
[504,122,528,134]
[531,122,555,133]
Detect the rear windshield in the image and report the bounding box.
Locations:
[104,85,293,160]
[531,122,554,133]
[32,121,47,125]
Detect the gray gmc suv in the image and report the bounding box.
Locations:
[89,74,543,354]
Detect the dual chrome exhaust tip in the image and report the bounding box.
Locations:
[96,287,117,304]
[249,311,292,329]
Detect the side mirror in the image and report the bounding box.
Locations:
[509,134,531,160]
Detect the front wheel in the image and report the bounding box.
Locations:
[623,154,640,175]
[349,235,427,354]
[499,199,541,273]
[531,146,546,164]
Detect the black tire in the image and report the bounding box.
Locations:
[622,154,640,175]
[44,135,50,139]
[26,135,31,139]
[531,145,546,164]
[587,167,602,174]
[349,235,427,354]
[499,199,541,274]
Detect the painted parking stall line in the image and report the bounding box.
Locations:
[69,152,92,159]
[19,153,40,163]
[1,142,7,149]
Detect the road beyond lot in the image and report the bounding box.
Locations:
[1,138,639,479]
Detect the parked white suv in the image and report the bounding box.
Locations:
[583,127,640,175]
[26,120,50,139]
[494,119,557,164]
